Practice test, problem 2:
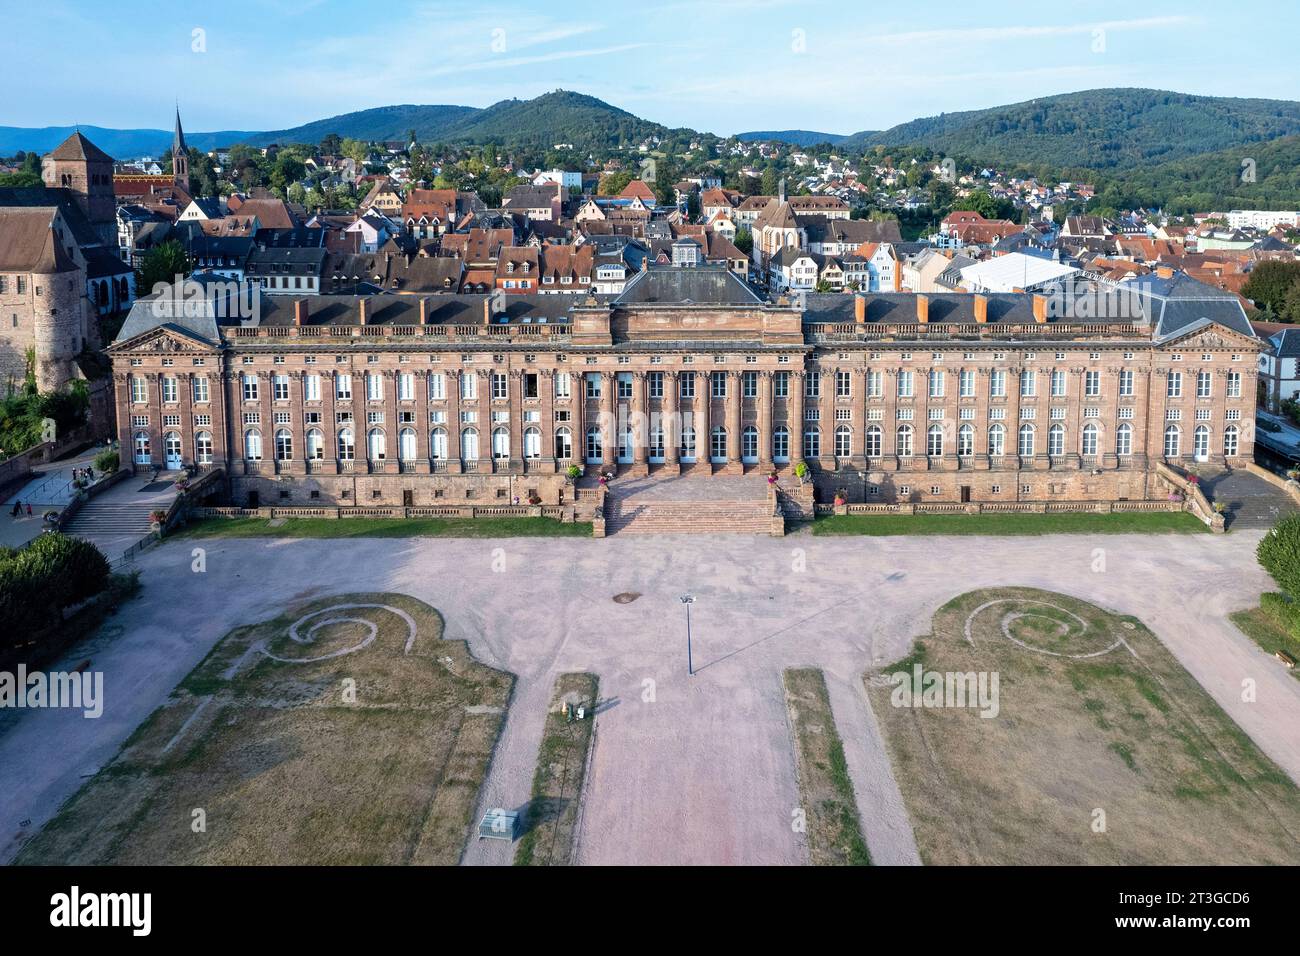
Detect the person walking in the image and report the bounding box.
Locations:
[10,499,20,518]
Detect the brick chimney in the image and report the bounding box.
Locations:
[1032,294,1048,324]
[418,297,429,325]
[973,294,988,324]
[482,296,492,325]
[916,294,929,324]
[358,297,369,326]
[854,293,865,324]
[1155,265,1174,279]
[293,299,308,326]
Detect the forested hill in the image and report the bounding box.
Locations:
[841,89,1300,170]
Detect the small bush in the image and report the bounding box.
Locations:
[1258,513,1300,600]
[93,449,119,473]
[0,533,110,648]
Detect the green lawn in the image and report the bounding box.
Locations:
[812,511,1207,536]
[179,516,593,539]
[1230,600,1300,680]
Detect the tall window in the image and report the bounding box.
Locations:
[805,372,820,398]
[958,424,973,456]
[835,370,851,397]
[131,376,147,404]
[1227,372,1241,398]
[680,426,696,460]
[242,374,258,401]
[1116,423,1132,456]
[1224,425,1238,457]
[743,425,759,461]
[804,427,821,458]
[679,372,695,399]
[896,424,913,457]
[1081,423,1098,457]
[192,377,209,403]
[1163,424,1180,457]
[989,370,1006,398]
[773,426,790,461]
[744,371,758,399]
[1018,423,1034,457]
[554,372,571,399]
[927,424,943,457]
[460,427,479,461]
[1118,369,1133,397]
[428,372,445,400]
[1196,370,1212,399]
[306,428,324,460]
[711,372,726,399]
[338,428,355,461]
[1193,424,1210,459]
[987,423,1005,457]
[835,425,851,457]
[460,371,476,400]
[865,425,881,457]
[400,428,418,461]
[273,375,290,401]
[866,370,882,398]
[161,376,178,403]
[774,372,789,399]
[897,371,913,398]
[585,427,602,463]
[710,425,727,460]
[336,373,352,400]
[1084,371,1100,397]
[303,374,320,402]
[1167,372,1182,399]
[928,369,944,398]
[274,429,292,460]
[367,428,386,461]
[397,373,415,401]
[649,372,664,399]
[491,372,508,400]
[1048,424,1064,456]
[492,427,509,460]
[959,369,974,398]
[1019,369,1035,397]
[244,429,262,461]
[554,427,572,460]
[195,431,213,464]
[1050,369,1066,397]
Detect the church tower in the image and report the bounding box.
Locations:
[172,108,189,190]
[41,130,116,243]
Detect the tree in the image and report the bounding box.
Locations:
[319,133,342,157]
[733,227,753,255]
[137,240,189,296]
[598,171,633,196]
[1242,261,1300,316]
[1258,513,1300,601]
[340,138,369,165]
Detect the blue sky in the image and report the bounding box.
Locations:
[4,0,1297,135]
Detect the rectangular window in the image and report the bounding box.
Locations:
[649,371,664,399]
[959,369,974,398]
[554,372,571,398]
[990,370,1006,398]
[679,372,695,399]
[897,371,914,398]
[835,370,851,397]
[866,371,882,398]
[398,373,415,401]
[1227,372,1241,398]
[774,371,789,399]
[1084,370,1100,397]
[492,372,508,400]
[192,377,209,403]
[618,374,634,400]
[273,374,290,401]
[711,371,726,399]
[928,369,944,398]
[523,372,539,399]
[1050,369,1066,397]
[366,373,383,402]
[303,374,320,402]
[805,372,820,398]
[1019,369,1035,398]
[460,371,477,400]
[1167,372,1182,399]
[131,376,147,404]
[242,374,258,402]
[743,371,758,399]
[1196,370,1212,399]
[585,373,601,399]
[336,373,352,400]
[428,372,445,400]
[1118,369,1133,397]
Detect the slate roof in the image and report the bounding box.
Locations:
[614,264,764,306]
[1124,272,1256,339]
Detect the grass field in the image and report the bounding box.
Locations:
[515,672,599,866]
[17,592,513,865]
[812,512,1207,536]
[180,516,592,539]
[1231,599,1300,681]
[782,668,870,865]
[866,587,1300,865]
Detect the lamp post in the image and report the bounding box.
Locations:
[679,594,695,676]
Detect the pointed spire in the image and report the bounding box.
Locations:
[173,105,187,155]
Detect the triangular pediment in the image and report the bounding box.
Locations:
[1159,321,1265,352]
[108,324,217,354]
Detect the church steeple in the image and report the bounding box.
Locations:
[172,107,189,189]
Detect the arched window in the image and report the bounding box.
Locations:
[195,431,213,465]
[865,425,882,458]
[430,427,448,461]
[773,426,790,462]
[896,424,913,458]
[680,425,696,461]
[987,424,1005,457]
[367,428,386,462]
[585,426,602,463]
[1223,424,1239,458]
[710,426,727,461]
[1048,424,1065,457]
[1018,424,1034,457]
[163,431,182,468]
[957,424,973,456]
[554,426,572,461]
[927,424,944,457]
[492,426,510,460]
[244,429,262,461]
[338,428,355,461]
[275,428,293,461]
[306,428,324,460]
[134,432,152,465]
[523,427,541,460]
[1163,425,1180,458]
[1081,423,1098,457]
[1193,424,1210,460]
[742,425,759,462]
[1116,423,1132,457]
[399,427,417,462]
[835,425,852,458]
[803,427,821,459]
[461,427,479,461]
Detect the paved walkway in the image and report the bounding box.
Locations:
[1200,468,1299,530]
[2,530,1296,866]
[0,447,111,550]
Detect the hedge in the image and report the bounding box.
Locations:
[1258,512,1300,601]
[0,533,110,649]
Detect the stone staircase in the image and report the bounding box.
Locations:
[604,474,777,535]
[62,499,158,538]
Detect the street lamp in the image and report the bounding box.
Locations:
[679,594,695,676]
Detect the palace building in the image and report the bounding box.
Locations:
[107,265,1263,511]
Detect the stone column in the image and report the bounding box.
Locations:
[600,370,616,469]
[663,370,681,473]
[758,370,774,467]
[630,370,649,475]
[724,369,743,473]
[695,369,709,471]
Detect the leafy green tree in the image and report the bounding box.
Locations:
[137,240,189,296]
[733,227,753,255]
[1242,261,1300,316]
[1259,512,1300,601]
[319,133,342,156]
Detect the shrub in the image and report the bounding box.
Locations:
[794,461,809,479]
[0,533,110,649]
[1258,513,1300,600]
[93,449,119,473]
[1260,592,1300,635]
[565,464,582,481]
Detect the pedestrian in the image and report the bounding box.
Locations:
[10,499,19,517]
[26,502,32,516]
